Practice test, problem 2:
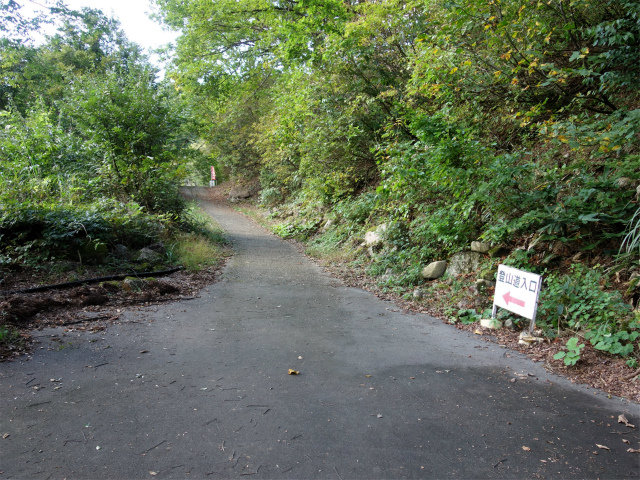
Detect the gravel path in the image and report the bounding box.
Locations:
[1,199,638,479]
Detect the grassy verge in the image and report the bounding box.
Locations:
[167,207,229,271]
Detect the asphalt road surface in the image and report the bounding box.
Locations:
[1,199,639,479]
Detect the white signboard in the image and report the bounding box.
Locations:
[493,264,542,322]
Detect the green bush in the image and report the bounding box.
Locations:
[539,265,638,359]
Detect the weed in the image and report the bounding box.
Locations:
[553,337,585,366]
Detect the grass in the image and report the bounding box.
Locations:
[0,322,23,351]
[167,205,229,271]
[169,232,228,271]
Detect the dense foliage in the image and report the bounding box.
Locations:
[155,0,640,361]
[0,2,205,266]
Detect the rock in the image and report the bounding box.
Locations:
[617,177,634,188]
[480,318,502,329]
[470,241,491,254]
[446,251,483,276]
[136,247,163,264]
[478,267,497,281]
[123,277,146,292]
[147,242,166,254]
[518,332,544,345]
[364,231,381,246]
[112,244,129,260]
[504,319,515,330]
[364,224,387,247]
[422,261,447,279]
[475,279,496,291]
[413,289,423,300]
[488,246,509,258]
[228,186,250,201]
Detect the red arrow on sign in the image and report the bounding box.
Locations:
[503,291,525,308]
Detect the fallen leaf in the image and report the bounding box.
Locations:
[627,448,640,453]
[522,446,531,451]
[474,329,483,335]
[365,375,371,378]
[288,369,299,375]
[377,414,383,418]
[149,471,158,476]
[623,439,630,444]
[618,414,635,428]
[2,433,9,439]
[140,350,149,354]
[596,444,610,451]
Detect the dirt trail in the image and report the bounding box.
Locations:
[0,199,638,479]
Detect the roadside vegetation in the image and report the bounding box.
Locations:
[0,3,226,356]
[155,0,640,372]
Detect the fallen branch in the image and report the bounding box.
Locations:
[0,267,182,296]
[622,368,640,381]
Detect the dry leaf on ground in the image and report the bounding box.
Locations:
[618,414,635,428]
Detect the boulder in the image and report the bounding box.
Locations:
[470,241,491,254]
[445,251,483,276]
[147,242,166,254]
[364,224,387,247]
[475,279,495,291]
[422,260,447,280]
[137,247,163,264]
[480,318,502,329]
[478,267,497,281]
[123,277,146,292]
[617,177,634,188]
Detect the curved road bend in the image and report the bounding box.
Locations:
[0,198,638,479]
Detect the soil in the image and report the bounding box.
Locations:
[0,265,223,360]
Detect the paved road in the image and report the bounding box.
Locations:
[1,200,638,479]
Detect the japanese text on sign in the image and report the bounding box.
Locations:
[493,264,542,321]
